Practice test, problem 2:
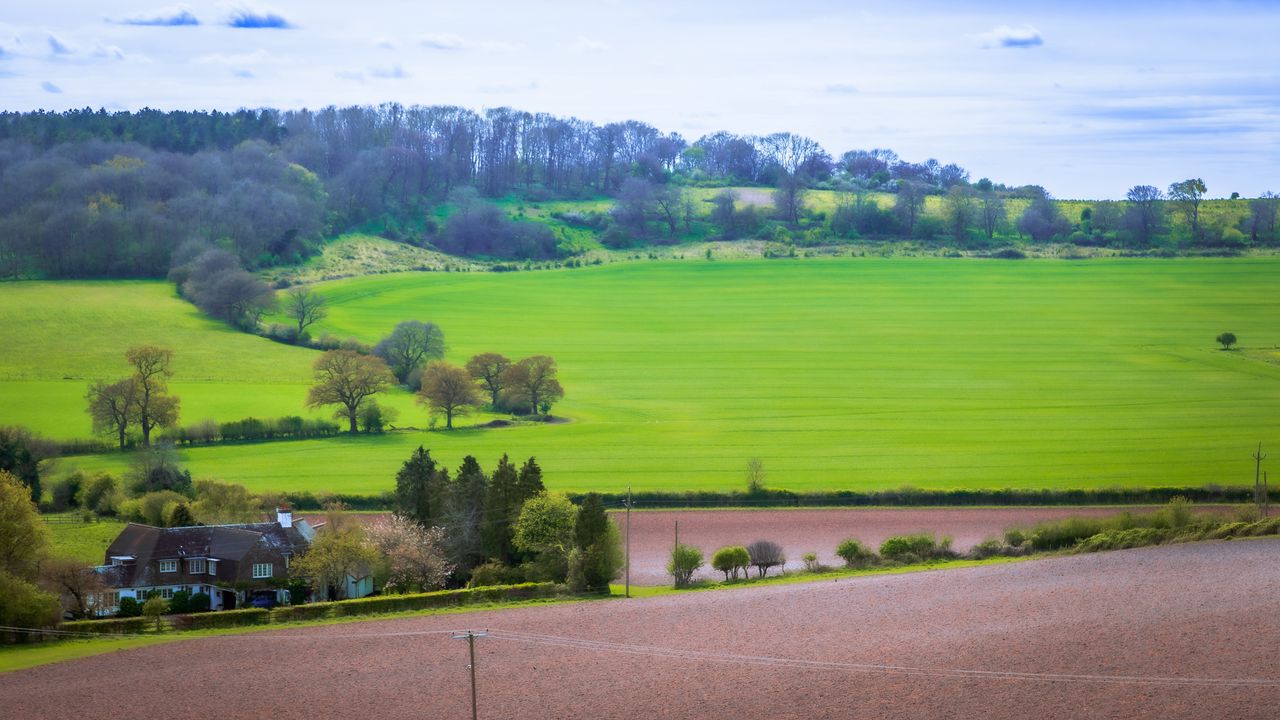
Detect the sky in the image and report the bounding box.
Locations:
[1,0,1277,198]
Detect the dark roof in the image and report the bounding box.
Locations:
[101,521,310,588]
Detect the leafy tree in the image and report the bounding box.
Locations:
[365,515,454,593]
[0,426,48,503]
[357,399,398,433]
[306,350,395,434]
[746,539,786,577]
[0,568,60,630]
[0,470,50,581]
[291,522,379,600]
[1216,332,1237,350]
[1247,192,1278,244]
[167,502,197,528]
[191,479,260,524]
[944,185,977,243]
[501,355,564,415]
[117,596,141,617]
[374,321,446,384]
[569,493,622,592]
[78,472,121,516]
[466,353,512,409]
[481,454,521,563]
[745,458,767,495]
[283,286,327,336]
[86,378,139,449]
[1168,178,1207,242]
[709,190,740,239]
[167,589,192,614]
[1016,195,1070,243]
[835,538,876,568]
[893,180,926,236]
[979,192,1007,239]
[142,595,168,630]
[711,545,750,580]
[1124,185,1165,246]
[125,345,180,447]
[667,544,703,587]
[418,361,480,429]
[512,493,577,572]
[394,446,447,528]
[189,592,211,612]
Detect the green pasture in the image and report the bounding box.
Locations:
[43,515,128,564]
[24,257,1280,496]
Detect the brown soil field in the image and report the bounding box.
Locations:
[610,506,1227,584]
[5,539,1278,719]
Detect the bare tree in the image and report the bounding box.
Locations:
[86,378,139,449]
[944,185,976,243]
[306,350,395,434]
[653,185,685,237]
[773,173,808,227]
[417,361,480,429]
[745,458,766,494]
[746,539,786,578]
[1124,185,1165,246]
[125,346,180,446]
[465,352,511,409]
[41,557,107,619]
[894,180,925,236]
[284,286,328,336]
[979,192,1006,239]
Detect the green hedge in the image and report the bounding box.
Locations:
[330,583,560,618]
[60,617,151,635]
[271,603,335,623]
[169,608,270,630]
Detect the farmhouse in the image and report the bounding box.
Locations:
[94,508,327,613]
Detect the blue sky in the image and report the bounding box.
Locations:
[1,0,1277,198]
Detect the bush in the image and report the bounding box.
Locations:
[710,546,750,581]
[48,473,83,512]
[745,540,786,577]
[879,533,953,563]
[189,592,211,613]
[61,617,151,635]
[801,552,820,572]
[668,544,704,587]
[170,608,270,630]
[117,596,141,617]
[835,538,876,568]
[168,590,192,614]
[1002,528,1027,548]
[469,562,525,588]
[271,603,335,623]
[1026,517,1108,551]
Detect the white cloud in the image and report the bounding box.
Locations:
[195,49,270,65]
[369,64,407,79]
[47,35,73,55]
[979,25,1044,49]
[421,33,522,53]
[568,36,608,53]
[421,33,466,50]
[41,80,62,93]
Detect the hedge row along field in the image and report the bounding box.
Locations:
[5,256,1279,495]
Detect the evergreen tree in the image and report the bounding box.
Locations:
[574,493,609,550]
[167,503,197,528]
[515,457,545,505]
[481,454,520,563]
[445,456,489,575]
[571,492,621,592]
[394,446,444,527]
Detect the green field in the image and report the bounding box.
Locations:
[6,257,1280,495]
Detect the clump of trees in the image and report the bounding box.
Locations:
[85,345,181,449]
[0,470,60,633]
[169,246,276,331]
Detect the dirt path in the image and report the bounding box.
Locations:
[609,505,1226,584]
[5,540,1277,719]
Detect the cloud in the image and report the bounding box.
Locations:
[375,37,396,50]
[981,24,1043,49]
[120,8,199,26]
[369,64,407,79]
[93,44,127,61]
[568,36,608,53]
[227,9,293,29]
[48,35,73,55]
[824,83,858,95]
[232,68,255,78]
[41,80,62,94]
[421,33,466,50]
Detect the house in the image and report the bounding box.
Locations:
[94,508,319,614]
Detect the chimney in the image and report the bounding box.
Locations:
[276,506,293,528]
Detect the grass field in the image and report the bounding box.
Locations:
[42,515,128,564]
[12,256,1277,496]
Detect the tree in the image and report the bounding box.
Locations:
[395,446,447,528]
[1016,195,1070,243]
[466,353,512,409]
[711,545,750,581]
[191,479,260,524]
[284,286,328,336]
[653,184,685,237]
[128,443,192,495]
[41,557,108,619]
[0,426,49,503]
[1123,185,1165,246]
[569,493,621,592]
[1216,332,1237,350]
[306,350,395,434]
[0,470,58,628]
[501,355,564,415]
[835,538,876,568]
[167,502,197,528]
[374,321,446,384]
[746,539,785,577]
[418,361,480,429]
[745,457,767,494]
[773,172,807,227]
[894,180,926,236]
[979,192,1006,240]
[86,378,139,450]
[667,544,703,587]
[612,177,658,238]
[142,595,168,630]
[512,493,577,566]
[443,456,489,575]
[1168,178,1207,242]
[365,515,454,593]
[357,399,398,433]
[515,457,546,502]
[944,185,976,243]
[1247,192,1278,244]
[709,189,740,239]
[481,454,520,563]
[291,522,379,600]
[125,345,180,447]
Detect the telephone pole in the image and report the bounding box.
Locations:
[452,630,488,720]
[624,486,632,598]
[1253,443,1267,512]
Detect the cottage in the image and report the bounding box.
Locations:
[94,508,316,614]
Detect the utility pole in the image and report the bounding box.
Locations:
[624,486,632,598]
[452,630,488,720]
[1264,471,1270,518]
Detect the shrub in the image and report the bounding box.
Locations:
[668,544,704,587]
[48,473,83,512]
[1075,527,1168,553]
[746,540,786,577]
[835,538,876,568]
[1154,496,1194,529]
[171,608,269,630]
[117,597,141,617]
[469,562,525,588]
[189,592,211,613]
[142,596,168,631]
[710,546,750,581]
[879,533,953,563]
[1026,517,1108,551]
[168,590,192,614]
[801,552,820,572]
[968,537,1008,559]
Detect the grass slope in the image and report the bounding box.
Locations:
[34,257,1280,496]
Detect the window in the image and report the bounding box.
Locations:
[208,559,218,575]
[252,563,273,579]
[159,559,178,573]
[188,558,205,574]
[147,587,174,600]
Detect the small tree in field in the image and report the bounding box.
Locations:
[306,350,395,434]
[1216,332,1237,350]
[835,538,876,568]
[668,544,704,587]
[711,545,749,581]
[142,596,168,631]
[746,539,785,577]
[417,361,480,429]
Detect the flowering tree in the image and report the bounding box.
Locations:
[366,515,454,593]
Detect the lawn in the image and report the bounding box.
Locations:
[42,514,128,564]
[24,256,1279,496]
